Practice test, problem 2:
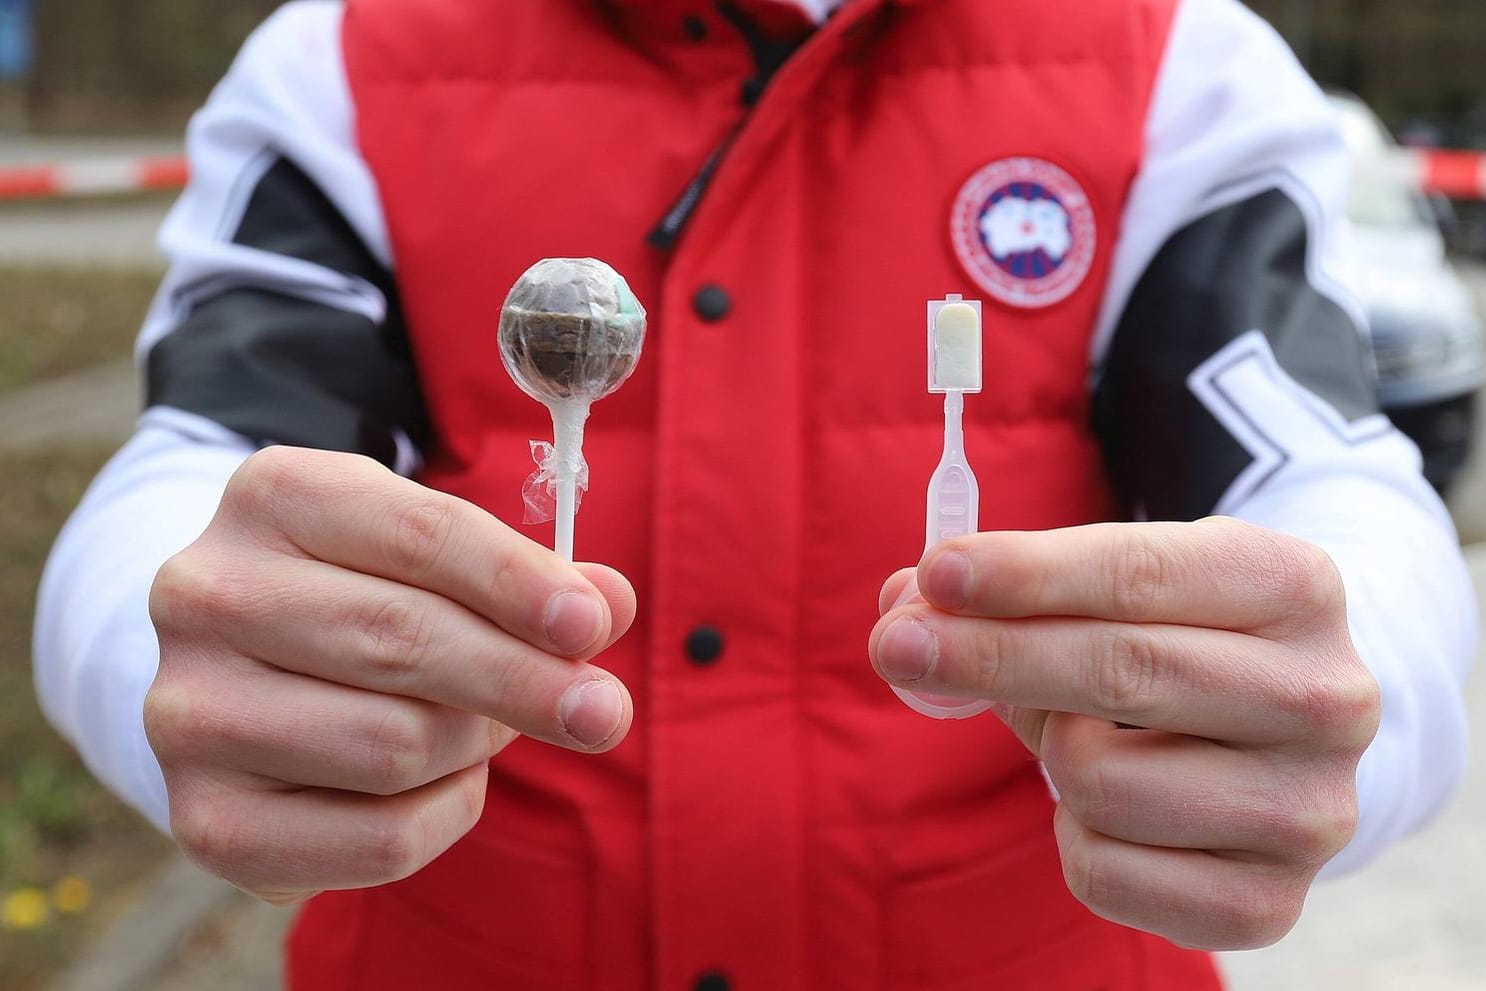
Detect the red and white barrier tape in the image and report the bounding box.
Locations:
[1335,148,1486,202]
[1,148,1484,203]
[1411,149,1486,201]
[0,155,188,201]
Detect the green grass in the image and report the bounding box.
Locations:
[0,265,174,990]
[0,266,159,392]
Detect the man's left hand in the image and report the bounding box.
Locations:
[869,517,1380,951]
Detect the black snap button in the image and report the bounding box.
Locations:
[682,15,708,42]
[685,625,725,666]
[692,284,731,322]
[693,972,731,991]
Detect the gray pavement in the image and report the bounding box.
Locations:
[0,198,172,267]
[0,359,137,451]
[0,133,176,267]
[49,858,249,991]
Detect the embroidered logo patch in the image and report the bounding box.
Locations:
[950,157,1097,310]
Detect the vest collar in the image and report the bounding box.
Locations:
[599,0,942,42]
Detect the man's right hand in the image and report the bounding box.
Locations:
[144,446,636,905]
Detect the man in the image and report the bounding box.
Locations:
[34,0,1477,988]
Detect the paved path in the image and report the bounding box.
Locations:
[0,359,136,450]
[0,133,176,267]
[0,198,172,267]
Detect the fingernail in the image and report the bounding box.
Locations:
[558,679,624,748]
[923,550,972,609]
[544,590,604,655]
[876,617,937,684]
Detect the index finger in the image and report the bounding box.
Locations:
[916,518,1342,635]
[224,447,614,656]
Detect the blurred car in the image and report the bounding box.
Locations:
[1331,92,1485,493]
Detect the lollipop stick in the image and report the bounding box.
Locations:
[555,476,576,562]
[548,401,590,562]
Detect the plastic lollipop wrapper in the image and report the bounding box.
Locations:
[498,258,646,560]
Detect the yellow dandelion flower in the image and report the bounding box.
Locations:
[53,876,93,914]
[2,888,52,930]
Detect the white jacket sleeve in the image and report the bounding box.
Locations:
[32,0,395,833]
[1093,0,1477,875]
[33,414,252,832]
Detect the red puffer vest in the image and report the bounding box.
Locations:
[288,1,1224,988]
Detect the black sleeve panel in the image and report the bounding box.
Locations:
[1091,187,1380,520]
[145,157,430,467]
[231,157,384,277]
[147,289,426,466]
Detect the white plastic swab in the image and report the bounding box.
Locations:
[893,294,994,720]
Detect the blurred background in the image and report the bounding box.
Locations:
[0,2,1482,989]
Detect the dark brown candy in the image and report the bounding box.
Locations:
[499,308,643,402]
[498,258,646,405]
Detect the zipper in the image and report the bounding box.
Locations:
[647,1,881,249]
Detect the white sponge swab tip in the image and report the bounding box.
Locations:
[934,302,981,391]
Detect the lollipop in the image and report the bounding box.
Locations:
[499,258,646,560]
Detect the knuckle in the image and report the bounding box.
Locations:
[364,817,424,881]
[1049,745,1126,832]
[1107,535,1170,620]
[1264,536,1347,625]
[968,620,1011,698]
[366,708,435,796]
[1293,796,1361,863]
[171,800,246,878]
[148,555,186,628]
[456,767,490,828]
[384,497,457,578]
[1289,666,1382,747]
[149,552,203,632]
[1059,834,1116,917]
[1089,626,1162,718]
[1302,545,1347,613]
[169,802,213,862]
[1211,878,1305,950]
[223,446,303,514]
[150,551,245,631]
[358,597,434,685]
[142,680,207,759]
[483,536,533,623]
[1318,790,1363,855]
[1070,762,1131,834]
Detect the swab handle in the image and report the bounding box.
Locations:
[895,391,993,719]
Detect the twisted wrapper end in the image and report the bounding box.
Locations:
[521,439,589,524]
